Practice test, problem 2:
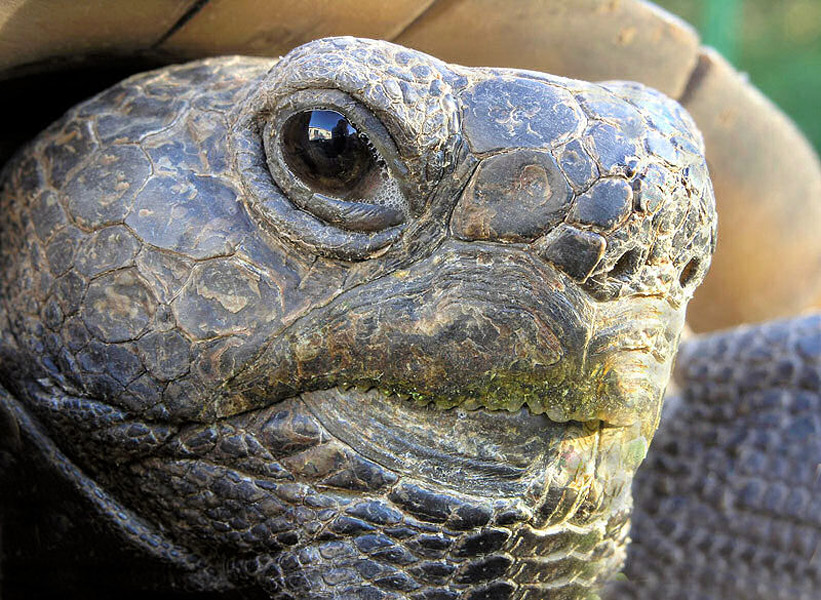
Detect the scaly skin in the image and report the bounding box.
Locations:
[0,38,716,598]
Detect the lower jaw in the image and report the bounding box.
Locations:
[300,386,645,514]
[188,388,642,595]
[22,383,643,597]
[209,388,640,598]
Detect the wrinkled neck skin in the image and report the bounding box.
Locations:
[0,38,715,598]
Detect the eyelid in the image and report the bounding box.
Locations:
[304,193,405,232]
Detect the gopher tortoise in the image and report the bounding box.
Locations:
[0,2,819,600]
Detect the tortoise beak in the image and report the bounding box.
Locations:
[217,237,680,444]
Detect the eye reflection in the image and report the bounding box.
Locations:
[281,110,376,197]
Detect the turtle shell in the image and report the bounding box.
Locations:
[1,0,819,331]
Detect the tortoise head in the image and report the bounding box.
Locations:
[0,37,716,597]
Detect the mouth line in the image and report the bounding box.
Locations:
[312,382,606,424]
[290,381,637,430]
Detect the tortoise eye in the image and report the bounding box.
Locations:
[269,104,409,234]
[281,110,375,197]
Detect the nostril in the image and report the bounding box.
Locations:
[608,247,644,282]
[679,257,700,288]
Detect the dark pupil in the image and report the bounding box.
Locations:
[281,110,374,196]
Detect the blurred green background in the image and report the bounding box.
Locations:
[656,0,820,153]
